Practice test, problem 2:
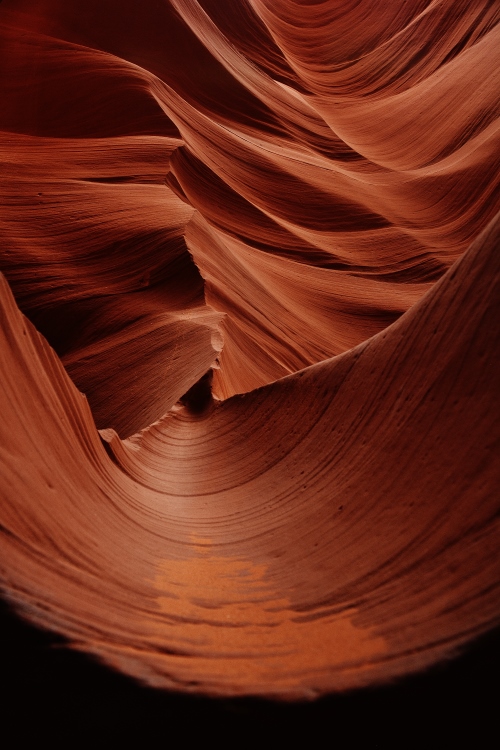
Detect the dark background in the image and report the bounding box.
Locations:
[2,599,498,746]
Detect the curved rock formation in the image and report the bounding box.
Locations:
[0,0,499,698]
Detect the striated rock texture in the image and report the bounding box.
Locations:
[0,0,499,698]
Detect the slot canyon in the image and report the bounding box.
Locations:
[0,0,499,732]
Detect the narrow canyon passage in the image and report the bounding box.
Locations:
[0,0,499,698]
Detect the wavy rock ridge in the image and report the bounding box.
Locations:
[0,0,499,697]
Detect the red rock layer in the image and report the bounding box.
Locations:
[0,0,499,697]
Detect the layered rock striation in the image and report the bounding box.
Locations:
[0,0,499,697]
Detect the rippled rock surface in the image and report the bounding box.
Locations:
[0,0,499,698]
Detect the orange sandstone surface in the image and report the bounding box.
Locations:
[0,0,499,698]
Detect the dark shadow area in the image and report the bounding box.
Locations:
[1,599,497,746]
[179,369,214,414]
